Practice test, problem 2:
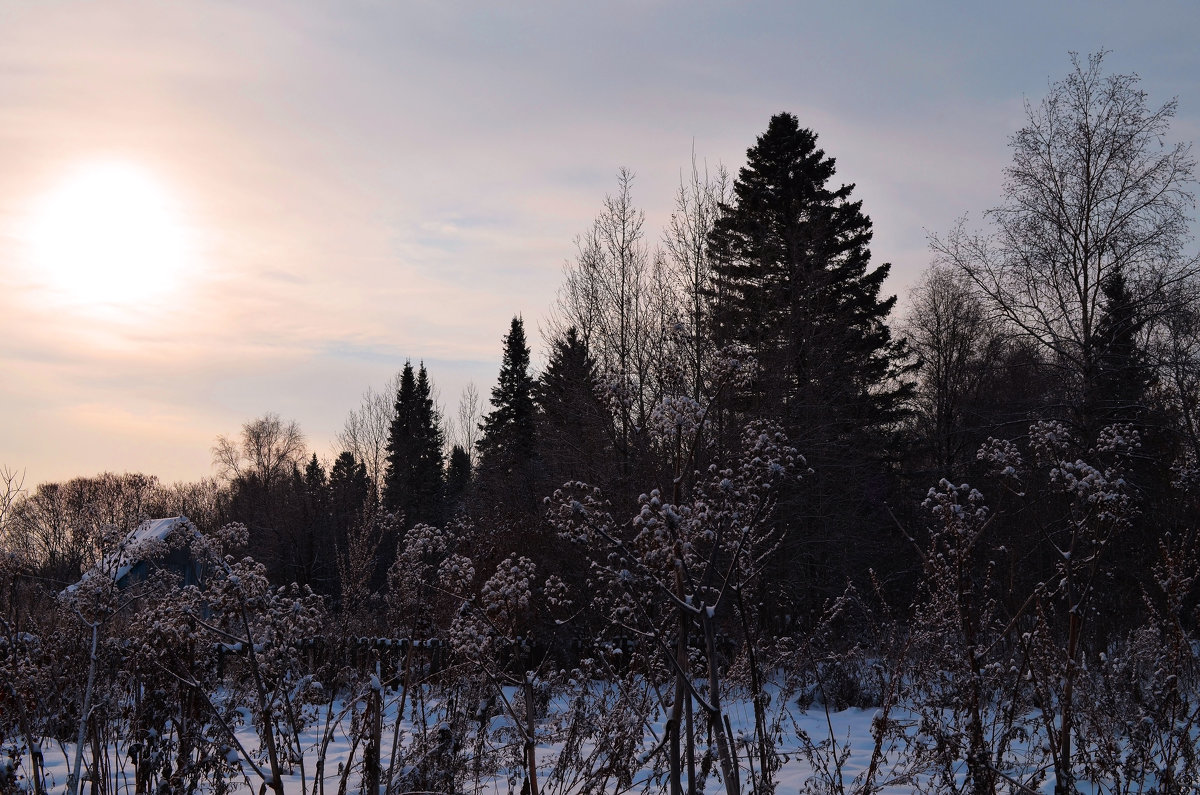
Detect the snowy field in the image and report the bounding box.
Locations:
[25,693,908,795]
[17,679,1173,795]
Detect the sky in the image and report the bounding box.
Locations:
[1,1,1198,488]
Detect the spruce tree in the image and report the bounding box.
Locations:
[444,444,472,505]
[707,113,915,614]
[535,326,611,487]
[476,316,537,472]
[708,112,913,445]
[330,450,371,527]
[383,360,445,525]
[303,453,329,507]
[1087,269,1153,432]
[383,362,417,510]
[293,453,333,590]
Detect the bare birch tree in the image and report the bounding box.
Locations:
[338,371,402,501]
[554,169,655,457]
[212,413,307,491]
[663,152,729,402]
[933,51,1198,432]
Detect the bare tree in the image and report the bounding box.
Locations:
[554,168,655,455]
[934,51,1198,431]
[902,266,1005,473]
[337,372,401,500]
[212,412,307,490]
[0,466,25,553]
[663,151,729,401]
[452,381,482,462]
[3,473,165,581]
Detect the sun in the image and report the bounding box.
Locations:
[26,162,194,307]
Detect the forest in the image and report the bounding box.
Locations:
[2,52,1199,794]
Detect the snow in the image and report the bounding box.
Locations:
[28,691,889,793]
[24,682,1126,794]
[68,516,192,590]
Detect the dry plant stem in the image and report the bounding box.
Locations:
[385,642,415,793]
[668,681,682,795]
[335,723,363,795]
[237,601,287,795]
[814,664,846,795]
[314,696,337,795]
[669,563,687,795]
[4,674,46,794]
[66,618,99,795]
[700,605,739,795]
[986,763,1043,795]
[480,665,536,769]
[684,672,696,795]
[593,651,663,749]
[152,662,265,791]
[280,684,308,794]
[861,640,906,794]
[363,659,383,795]
[314,687,374,795]
[956,531,994,795]
[523,674,540,795]
[734,586,771,791]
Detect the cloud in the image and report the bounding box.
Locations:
[0,0,1197,485]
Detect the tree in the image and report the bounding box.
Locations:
[935,51,1198,438]
[1088,268,1155,428]
[5,473,165,582]
[663,153,730,403]
[476,317,537,473]
[383,361,445,526]
[290,453,335,591]
[706,112,914,611]
[329,451,371,531]
[903,266,1005,475]
[707,112,913,448]
[535,327,612,489]
[212,413,306,493]
[338,373,401,505]
[444,444,472,506]
[451,382,482,464]
[1158,294,1200,468]
[212,415,310,582]
[554,170,661,459]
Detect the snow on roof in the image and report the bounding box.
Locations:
[109,516,190,583]
[69,516,192,591]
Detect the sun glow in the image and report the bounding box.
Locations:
[26,162,194,307]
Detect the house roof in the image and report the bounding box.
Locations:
[106,516,191,584]
[67,516,192,592]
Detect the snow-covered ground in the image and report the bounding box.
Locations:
[21,678,1192,794]
[23,690,918,794]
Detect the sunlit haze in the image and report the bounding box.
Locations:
[26,162,195,308]
[1,1,1198,488]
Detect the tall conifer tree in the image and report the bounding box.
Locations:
[444,444,472,506]
[476,316,537,472]
[383,360,445,525]
[707,112,914,611]
[1087,269,1153,432]
[330,451,371,526]
[708,112,913,447]
[535,326,611,487]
